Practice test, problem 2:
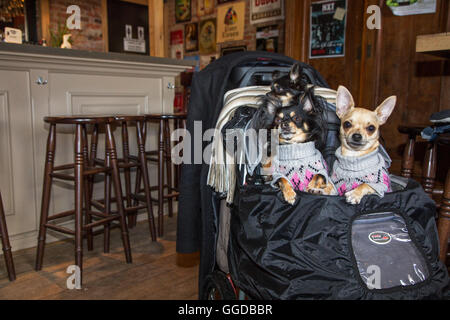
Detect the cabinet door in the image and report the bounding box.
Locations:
[0,70,37,236]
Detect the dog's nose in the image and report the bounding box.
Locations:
[352,133,363,142]
[281,122,290,130]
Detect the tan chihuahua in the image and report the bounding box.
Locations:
[332,86,396,204]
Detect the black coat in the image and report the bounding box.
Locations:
[176,51,328,298]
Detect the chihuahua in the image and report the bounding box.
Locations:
[331,86,396,204]
[255,64,335,204]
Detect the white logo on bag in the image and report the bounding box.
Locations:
[366,265,381,290]
[368,231,392,245]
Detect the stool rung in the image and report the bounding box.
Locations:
[118,162,138,169]
[53,164,74,171]
[164,192,180,199]
[47,209,75,221]
[84,215,119,229]
[124,204,147,212]
[94,158,105,166]
[88,211,110,219]
[83,167,109,176]
[91,200,105,211]
[50,172,75,181]
[45,223,75,235]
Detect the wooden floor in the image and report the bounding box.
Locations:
[0,215,200,300]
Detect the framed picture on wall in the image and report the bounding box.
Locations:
[309,0,347,58]
[184,23,198,52]
[218,0,236,3]
[198,18,217,54]
[197,0,214,17]
[175,0,191,23]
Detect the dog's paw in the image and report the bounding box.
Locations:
[345,189,364,205]
[306,174,329,195]
[282,188,297,205]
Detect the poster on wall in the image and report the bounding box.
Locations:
[386,0,436,16]
[310,0,347,59]
[216,1,245,43]
[197,0,214,16]
[199,19,217,54]
[185,23,199,52]
[250,0,284,24]
[256,25,279,53]
[170,30,184,59]
[175,0,191,23]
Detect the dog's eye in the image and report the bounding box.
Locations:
[367,125,376,132]
[292,115,301,123]
[274,118,282,125]
[343,121,352,129]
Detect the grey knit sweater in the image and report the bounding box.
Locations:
[331,147,391,197]
[271,142,335,193]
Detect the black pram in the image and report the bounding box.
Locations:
[176,51,449,300]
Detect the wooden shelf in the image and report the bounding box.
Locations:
[416,33,450,58]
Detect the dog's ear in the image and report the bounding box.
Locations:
[303,97,314,113]
[336,85,355,118]
[375,96,396,125]
[289,63,301,83]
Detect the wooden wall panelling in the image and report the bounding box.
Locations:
[373,0,448,157]
[149,0,165,57]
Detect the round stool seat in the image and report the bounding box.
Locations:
[144,113,187,121]
[44,115,114,124]
[113,114,146,122]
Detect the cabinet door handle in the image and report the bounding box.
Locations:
[167,82,175,89]
[36,77,48,85]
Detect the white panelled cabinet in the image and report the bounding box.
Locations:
[0,44,194,251]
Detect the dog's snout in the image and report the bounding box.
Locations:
[352,133,363,142]
[281,121,290,130]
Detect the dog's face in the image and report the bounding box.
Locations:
[268,63,304,107]
[274,98,315,145]
[336,85,396,156]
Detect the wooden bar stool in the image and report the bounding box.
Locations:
[90,115,157,242]
[138,113,187,237]
[0,190,15,281]
[35,115,132,285]
[399,124,450,264]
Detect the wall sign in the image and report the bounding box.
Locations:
[309,0,347,59]
[175,0,191,23]
[185,23,199,52]
[171,30,184,59]
[256,25,279,53]
[250,0,284,24]
[216,1,245,43]
[199,19,217,54]
[197,0,214,16]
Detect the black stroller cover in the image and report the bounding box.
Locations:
[177,52,328,298]
[177,52,449,299]
[228,179,449,299]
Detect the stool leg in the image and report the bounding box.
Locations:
[136,120,157,241]
[121,121,136,227]
[438,169,450,263]
[103,143,111,253]
[36,123,56,271]
[401,134,416,179]
[164,120,173,218]
[0,192,15,281]
[82,125,94,251]
[158,119,165,237]
[106,123,132,263]
[422,141,437,197]
[74,124,84,282]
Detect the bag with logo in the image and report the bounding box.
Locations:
[227,176,449,299]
